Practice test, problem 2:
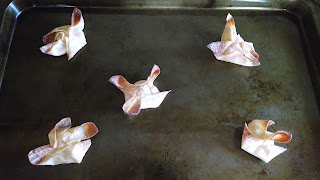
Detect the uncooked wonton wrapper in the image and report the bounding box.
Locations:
[28,117,98,165]
[109,64,171,115]
[40,7,87,60]
[241,120,292,163]
[207,13,260,66]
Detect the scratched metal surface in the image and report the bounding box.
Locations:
[0,1,320,179]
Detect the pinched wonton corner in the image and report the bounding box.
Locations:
[28,117,98,166]
[241,120,292,163]
[207,13,260,66]
[40,7,87,60]
[109,64,171,115]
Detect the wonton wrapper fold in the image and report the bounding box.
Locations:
[241,120,292,163]
[207,13,260,66]
[40,7,87,60]
[28,117,98,166]
[109,64,171,115]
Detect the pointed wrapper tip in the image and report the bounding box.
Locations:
[48,117,72,147]
[251,50,259,59]
[54,117,72,133]
[272,131,292,143]
[207,42,221,53]
[40,43,54,54]
[82,122,99,140]
[251,59,261,66]
[140,90,171,110]
[43,31,57,44]
[73,139,92,163]
[226,13,234,25]
[71,7,82,26]
[67,40,87,61]
[241,123,251,146]
[109,75,131,89]
[149,64,160,82]
[151,64,160,73]
[247,51,260,66]
[28,145,53,165]
[67,53,72,61]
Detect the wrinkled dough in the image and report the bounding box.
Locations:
[109,64,171,115]
[39,7,86,60]
[241,120,292,163]
[207,13,260,66]
[28,117,98,165]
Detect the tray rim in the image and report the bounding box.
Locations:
[0,0,320,178]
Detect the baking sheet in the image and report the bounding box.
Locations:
[1,0,320,179]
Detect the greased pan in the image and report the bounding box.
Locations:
[0,0,320,179]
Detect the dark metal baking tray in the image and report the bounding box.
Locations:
[1,0,320,179]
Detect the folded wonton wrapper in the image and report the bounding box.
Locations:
[241,120,292,163]
[40,7,87,60]
[28,117,98,166]
[109,64,171,115]
[207,13,260,66]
